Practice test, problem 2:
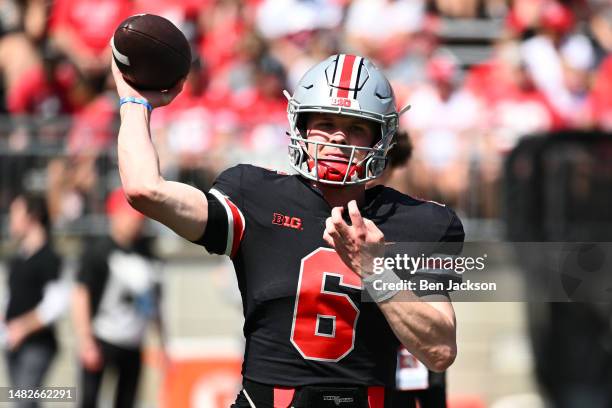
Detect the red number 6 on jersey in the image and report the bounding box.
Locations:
[290,248,362,361]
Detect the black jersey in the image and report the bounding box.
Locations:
[196,164,464,387]
[5,243,61,349]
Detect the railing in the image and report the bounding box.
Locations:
[6,115,609,242]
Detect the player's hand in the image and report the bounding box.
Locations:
[80,338,103,371]
[111,57,184,108]
[5,320,28,351]
[323,200,385,278]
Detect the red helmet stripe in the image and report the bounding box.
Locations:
[337,54,356,98]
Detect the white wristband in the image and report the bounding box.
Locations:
[363,267,402,303]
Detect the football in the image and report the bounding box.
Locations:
[111,14,191,91]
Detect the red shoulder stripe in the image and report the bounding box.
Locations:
[224,197,244,258]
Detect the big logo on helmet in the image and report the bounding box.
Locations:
[330,97,353,107]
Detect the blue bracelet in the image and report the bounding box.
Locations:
[119,96,153,111]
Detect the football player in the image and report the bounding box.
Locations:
[112,54,464,408]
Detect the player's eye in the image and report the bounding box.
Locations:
[316,121,334,130]
[350,125,368,134]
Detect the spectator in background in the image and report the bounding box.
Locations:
[1,193,68,408]
[431,0,509,19]
[464,40,561,216]
[587,4,612,67]
[384,17,441,94]
[484,41,562,149]
[206,28,268,101]
[344,0,425,69]
[7,44,79,149]
[46,71,122,226]
[232,54,288,127]
[232,54,291,170]
[0,0,50,43]
[152,58,220,190]
[65,72,119,155]
[132,0,202,36]
[402,51,481,209]
[588,54,612,131]
[510,0,575,85]
[44,84,111,226]
[432,0,479,18]
[0,33,41,114]
[72,188,165,408]
[0,0,48,113]
[198,0,254,79]
[49,0,132,96]
[0,0,82,171]
[7,45,76,119]
[557,34,595,128]
[515,0,597,125]
[0,41,77,212]
[255,0,342,88]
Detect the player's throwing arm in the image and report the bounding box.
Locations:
[110,15,210,242]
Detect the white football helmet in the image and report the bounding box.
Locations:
[285,54,407,185]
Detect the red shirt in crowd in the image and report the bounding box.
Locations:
[67,93,117,154]
[466,61,563,131]
[7,64,76,116]
[587,56,612,130]
[50,0,133,56]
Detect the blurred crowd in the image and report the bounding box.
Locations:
[1,0,612,225]
[2,2,612,407]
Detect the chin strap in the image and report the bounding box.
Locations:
[307,158,364,182]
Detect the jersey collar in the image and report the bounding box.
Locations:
[293,174,386,213]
